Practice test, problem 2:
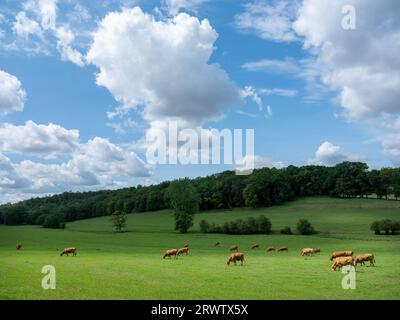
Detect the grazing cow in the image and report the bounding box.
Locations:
[226,253,245,266]
[278,246,288,252]
[177,247,189,257]
[183,244,189,248]
[251,244,260,249]
[214,242,221,247]
[266,247,275,253]
[229,245,239,252]
[16,243,22,250]
[354,253,375,267]
[163,249,178,259]
[60,247,77,256]
[301,248,320,256]
[330,250,353,261]
[331,256,354,271]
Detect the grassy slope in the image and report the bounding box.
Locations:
[0,197,399,300]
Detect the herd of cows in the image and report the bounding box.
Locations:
[162,243,376,270]
[15,242,375,270]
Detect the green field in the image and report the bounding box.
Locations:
[1,197,399,300]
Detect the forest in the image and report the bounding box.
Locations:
[0,162,399,228]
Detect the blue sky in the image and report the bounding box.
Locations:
[0,0,399,203]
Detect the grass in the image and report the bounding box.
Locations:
[0,197,399,300]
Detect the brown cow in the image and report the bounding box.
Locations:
[60,247,77,256]
[301,248,320,256]
[163,249,178,259]
[177,247,189,257]
[226,253,245,266]
[330,250,353,261]
[214,242,221,247]
[229,245,239,252]
[331,256,354,271]
[354,253,375,267]
[251,244,260,249]
[266,247,275,253]
[16,243,22,250]
[278,246,288,252]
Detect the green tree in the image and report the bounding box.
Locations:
[296,219,315,235]
[42,213,66,229]
[166,179,200,233]
[110,210,127,233]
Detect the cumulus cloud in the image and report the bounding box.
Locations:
[242,57,300,74]
[87,7,241,128]
[0,136,151,203]
[0,71,26,116]
[163,0,208,15]
[293,0,400,122]
[0,121,79,159]
[309,141,365,166]
[236,155,284,174]
[235,0,299,42]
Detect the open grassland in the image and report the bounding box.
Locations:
[0,197,399,300]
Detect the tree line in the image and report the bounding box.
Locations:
[0,162,399,228]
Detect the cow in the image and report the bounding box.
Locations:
[278,246,288,252]
[251,244,260,249]
[331,256,354,271]
[301,248,320,256]
[163,249,178,259]
[330,250,353,261]
[60,247,77,256]
[183,244,189,248]
[16,243,22,250]
[226,253,245,266]
[177,247,189,257]
[266,247,275,253]
[214,242,221,247]
[229,245,239,252]
[354,253,375,267]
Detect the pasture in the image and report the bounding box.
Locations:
[0,197,399,300]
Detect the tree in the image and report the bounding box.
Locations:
[166,179,200,233]
[43,213,65,229]
[3,205,27,225]
[199,220,210,233]
[296,219,315,235]
[110,210,127,233]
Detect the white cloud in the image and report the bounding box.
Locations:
[235,0,299,42]
[293,0,400,121]
[242,57,300,74]
[87,7,241,128]
[259,88,298,97]
[0,71,26,116]
[0,121,79,159]
[309,141,365,166]
[12,0,85,66]
[163,0,208,15]
[236,155,284,173]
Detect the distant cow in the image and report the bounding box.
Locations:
[330,250,353,261]
[16,243,22,250]
[177,247,189,257]
[163,249,178,259]
[354,253,375,267]
[214,242,221,247]
[227,253,245,266]
[251,244,260,249]
[331,256,354,271]
[301,248,320,256]
[278,246,288,252]
[60,247,77,256]
[183,244,189,248]
[229,245,239,252]
[266,247,275,253]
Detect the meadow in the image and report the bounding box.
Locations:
[0,197,399,300]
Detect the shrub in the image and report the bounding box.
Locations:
[370,221,381,235]
[256,215,272,234]
[370,219,400,235]
[280,226,292,235]
[199,220,210,233]
[296,219,315,235]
